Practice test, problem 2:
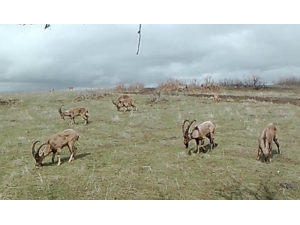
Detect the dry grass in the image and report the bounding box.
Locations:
[114,83,144,93]
[0,87,300,199]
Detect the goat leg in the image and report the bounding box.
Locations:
[67,144,76,162]
[274,138,280,154]
[199,139,205,153]
[257,145,265,161]
[195,139,200,154]
[56,148,62,166]
[51,152,56,164]
[209,136,214,152]
[69,153,74,162]
[83,116,88,125]
[256,148,260,160]
[267,148,272,162]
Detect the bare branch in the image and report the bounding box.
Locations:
[136,24,142,55]
[44,24,51,30]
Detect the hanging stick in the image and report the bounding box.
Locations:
[136,24,142,55]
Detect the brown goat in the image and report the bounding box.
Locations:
[58,105,89,125]
[213,94,221,102]
[256,123,280,162]
[31,129,79,166]
[176,84,188,92]
[117,94,130,102]
[112,95,137,111]
[182,119,216,154]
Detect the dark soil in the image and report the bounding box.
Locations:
[120,85,300,106]
[186,93,300,106]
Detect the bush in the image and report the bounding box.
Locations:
[273,76,300,86]
[113,82,144,93]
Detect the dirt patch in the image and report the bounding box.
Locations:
[186,93,300,106]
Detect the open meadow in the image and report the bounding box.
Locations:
[0,86,300,200]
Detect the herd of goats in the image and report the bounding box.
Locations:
[31,93,281,167]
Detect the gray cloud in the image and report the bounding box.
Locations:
[1,24,300,92]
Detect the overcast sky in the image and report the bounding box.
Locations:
[1,24,300,92]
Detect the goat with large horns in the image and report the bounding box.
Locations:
[111,94,137,112]
[182,119,216,154]
[31,129,80,166]
[58,105,89,125]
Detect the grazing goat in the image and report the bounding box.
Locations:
[213,94,221,102]
[182,119,216,154]
[112,95,137,111]
[256,123,280,162]
[31,129,79,166]
[176,84,188,92]
[49,88,54,94]
[58,105,89,125]
[117,94,130,102]
[68,86,74,91]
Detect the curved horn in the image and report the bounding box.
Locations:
[35,142,47,157]
[58,105,64,114]
[182,120,190,135]
[187,120,197,134]
[32,141,40,157]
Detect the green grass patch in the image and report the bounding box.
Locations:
[0,88,299,199]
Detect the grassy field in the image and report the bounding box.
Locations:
[0,87,300,200]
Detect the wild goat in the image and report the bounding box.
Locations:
[58,105,89,125]
[31,129,79,166]
[213,94,221,102]
[117,94,130,102]
[256,123,280,162]
[68,86,74,91]
[176,84,188,92]
[49,88,54,94]
[111,94,129,111]
[112,95,137,111]
[182,119,216,153]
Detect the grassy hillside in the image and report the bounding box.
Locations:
[0,87,299,199]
